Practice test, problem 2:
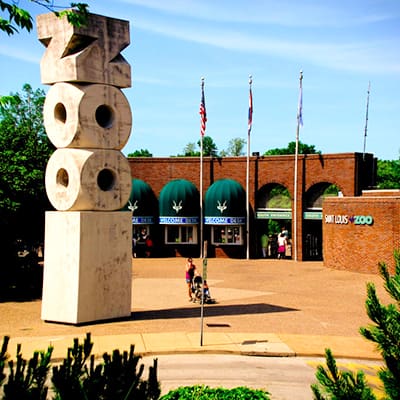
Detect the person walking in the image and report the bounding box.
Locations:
[185,258,198,301]
[277,233,287,259]
[260,233,268,258]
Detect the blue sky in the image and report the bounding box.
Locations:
[1,0,400,160]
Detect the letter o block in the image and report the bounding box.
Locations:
[44,83,132,149]
[45,148,131,211]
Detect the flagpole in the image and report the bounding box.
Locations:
[293,70,303,262]
[246,75,252,260]
[363,81,371,161]
[200,77,205,258]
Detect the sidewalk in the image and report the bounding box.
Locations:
[1,258,386,361]
[7,331,379,362]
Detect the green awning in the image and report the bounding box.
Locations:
[204,179,246,224]
[159,179,200,224]
[123,179,158,224]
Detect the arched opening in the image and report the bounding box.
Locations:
[303,182,340,261]
[256,183,292,259]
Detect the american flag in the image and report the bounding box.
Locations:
[200,80,207,137]
[248,86,253,134]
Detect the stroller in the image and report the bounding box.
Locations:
[191,275,215,304]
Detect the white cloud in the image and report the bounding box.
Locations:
[133,18,400,75]
[0,45,40,64]
[118,0,398,28]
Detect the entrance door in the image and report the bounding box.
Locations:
[303,220,322,260]
[256,218,292,259]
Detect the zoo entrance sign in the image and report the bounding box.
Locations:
[324,214,374,225]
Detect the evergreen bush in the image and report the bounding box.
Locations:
[312,249,400,399]
[311,348,376,400]
[160,384,270,399]
[0,332,160,400]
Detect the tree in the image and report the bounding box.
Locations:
[0,84,52,215]
[359,250,400,399]
[197,135,218,156]
[0,0,89,36]
[312,348,376,399]
[179,136,218,157]
[224,137,246,156]
[0,84,53,297]
[182,142,200,157]
[376,159,400,189]
[264,141,320,156]
[312,249,400,400]
[127,149,153,157]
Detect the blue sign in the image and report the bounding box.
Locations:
[132,216,154,224]
[204,216,246,225]
[159,216,199,224]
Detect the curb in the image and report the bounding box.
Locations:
[7,332,381,362]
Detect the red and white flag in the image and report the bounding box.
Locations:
[200,81,207,137]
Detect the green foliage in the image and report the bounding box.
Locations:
[264,141,320,155]
[0,336,9,388]
[0,84,53,297]
[225,137,246,156]
[51,333,94,399]
[127,149,153,157]
[55,3,89,28]
[181,142,200,157]
[100,349,160,400]
[267,220,280,236]
[376,159,400,189]
[0,84,52,214]
[359,249,400,400]
[0,1,89,35]
[323,184,340,196]
[1,335,53,400]
[160,385,270,400]
[311,348,376,399]
[267,185,291,208]
[179,136,218,157]
[0,333,160,400]
[197,135,218,156]
[0,0,32,35]
[313,249,400,400]
[51,332,160,400]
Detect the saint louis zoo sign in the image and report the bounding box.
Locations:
[324,214,374,225]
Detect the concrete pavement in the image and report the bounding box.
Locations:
[1,257,388,362]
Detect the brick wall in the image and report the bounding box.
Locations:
[323,196,400,274]
[129,152,375,198]
[128,152,376,260]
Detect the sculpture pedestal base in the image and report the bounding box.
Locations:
[41,211,132,324]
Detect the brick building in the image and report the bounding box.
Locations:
[323,190,400,274]
[128,152,379,263]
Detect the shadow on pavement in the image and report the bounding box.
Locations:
[132,303,298,321]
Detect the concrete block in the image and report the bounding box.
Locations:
[44,83,132,149]
[45,148,131,211]
[41,211,132,324]
[37,12,131,87]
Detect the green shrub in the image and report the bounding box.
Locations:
[0,332,160,400]
[359,249,400,400]
[160,385,270,400]
[312,249,400,400]
[1,336,53,400]
[311,349,376,400]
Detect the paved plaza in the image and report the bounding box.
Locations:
[0,257,390,361]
